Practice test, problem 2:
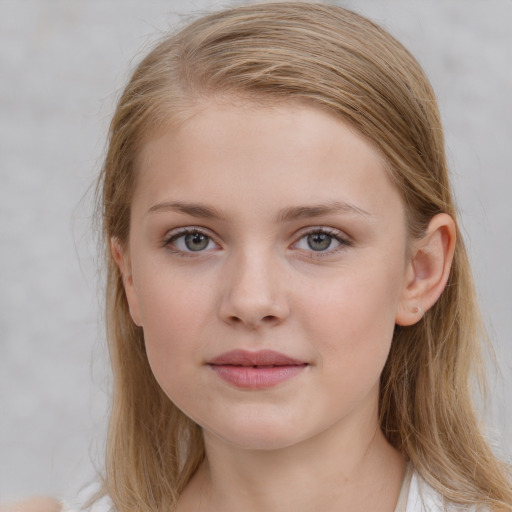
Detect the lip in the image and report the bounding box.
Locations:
[207,349,308,389]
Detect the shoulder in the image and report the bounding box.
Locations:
[0,497,61,512]
[406,470,447,512]
[60,484,113,512]
[60,498,111,512]
[406,470,488,512]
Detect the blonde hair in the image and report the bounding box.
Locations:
[97,2,511,511]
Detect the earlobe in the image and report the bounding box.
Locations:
[395,213,456,326]
[111,238,143,327]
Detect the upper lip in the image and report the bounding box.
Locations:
[208,349,307,367]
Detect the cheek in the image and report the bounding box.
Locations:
[299,264,402,369]
[133,266,216,385]
[135,257,214,329]
[297,276,398,419]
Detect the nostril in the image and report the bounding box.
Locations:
[226,314,279,327]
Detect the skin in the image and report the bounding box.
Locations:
[0,497,61,512]
[114,99,455,512]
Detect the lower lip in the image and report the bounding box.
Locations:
[209,365,307,389]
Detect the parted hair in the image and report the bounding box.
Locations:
[97,3,511,511]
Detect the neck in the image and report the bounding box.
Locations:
[178,413,405,512]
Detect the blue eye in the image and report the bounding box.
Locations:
[165,229,219,253]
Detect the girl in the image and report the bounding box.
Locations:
[90,2,511,511]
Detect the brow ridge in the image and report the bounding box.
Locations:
[146,200,371,222]
[276,201,372,223]
[146,201,223,219]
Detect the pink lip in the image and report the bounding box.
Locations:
[208,349,308,389]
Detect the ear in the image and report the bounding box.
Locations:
[111,238,143,327]
[395,213,456,326]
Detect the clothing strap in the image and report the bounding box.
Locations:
[394,463,414,512]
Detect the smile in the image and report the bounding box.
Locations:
[207,349,308,389]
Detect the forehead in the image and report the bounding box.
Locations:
[134,98,403,222]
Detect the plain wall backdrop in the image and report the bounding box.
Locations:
[1,0,511,504]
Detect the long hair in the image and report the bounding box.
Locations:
[96,3,511,511]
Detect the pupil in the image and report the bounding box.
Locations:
[185,233,209,251]
[307,233,332,251]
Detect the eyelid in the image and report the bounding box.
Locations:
[294,225,352,242]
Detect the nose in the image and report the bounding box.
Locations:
[218,251,290,329]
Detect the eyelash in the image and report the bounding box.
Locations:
[163,227,220,256]
[163,226,352,257]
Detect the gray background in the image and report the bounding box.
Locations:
[1,0,511,504]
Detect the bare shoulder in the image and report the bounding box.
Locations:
[0,497,62,512]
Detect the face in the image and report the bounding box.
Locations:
[118,99,412,451]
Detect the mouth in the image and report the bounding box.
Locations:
[207,349,308,389]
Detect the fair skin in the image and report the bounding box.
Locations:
[0,497,61,512]
[113,99,455,512]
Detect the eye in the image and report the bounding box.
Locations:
[293,228,350,253]
[165,228,220,254]
[304,232,337,251]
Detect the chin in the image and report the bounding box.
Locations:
[203,415,314,452]
[219,432,305,452]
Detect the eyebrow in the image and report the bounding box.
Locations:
[146,201,224,219]
[146,200,372,221]
[275,201,373,223]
